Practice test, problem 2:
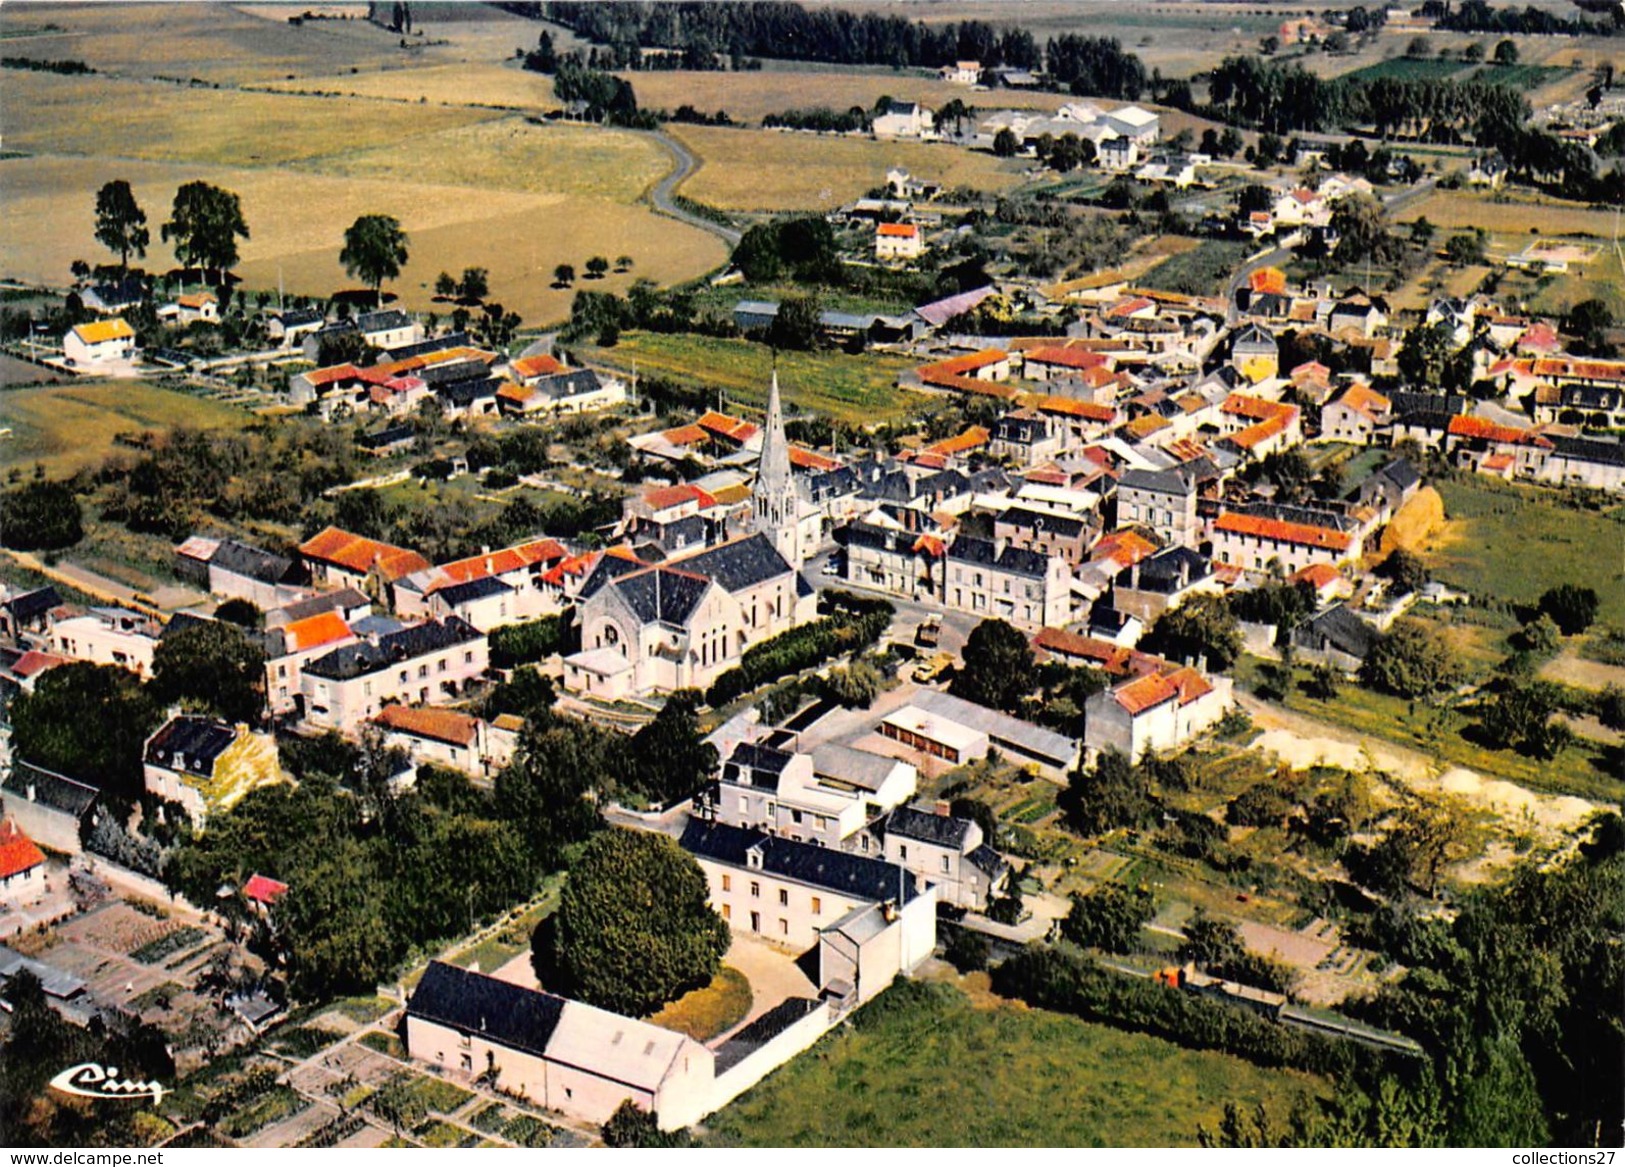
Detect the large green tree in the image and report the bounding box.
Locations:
[627,689,716,806]
[493,711,615,866]
[549,828,730,1016]
[951,618,1037,712]
[1538,584,1598,636]
[10,663,162,805]
[1362,618,1465,698]
[93,179,150,274]
[1142,594,1242,671]
[161,181,250,280]
[0,480,82,551]
[1060,881,1156,953]
[151,618,267,725]
[1061,748,1156,837]
[340,214,410,307]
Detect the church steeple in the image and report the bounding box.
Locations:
[753,369,801,565]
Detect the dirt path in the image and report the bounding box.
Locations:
[1541,650,1625,692]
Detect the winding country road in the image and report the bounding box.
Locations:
[644,130,743,248]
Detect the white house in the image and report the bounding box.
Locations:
[1083,665,1233,763]
[875,222,925,262]
[681,819,937,1007]
[48,608,161,678]
[298,617,488,733]
[873,100,935,139]
[63,318,135,367]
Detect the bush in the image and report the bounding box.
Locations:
[1,480,83,550]
[488,617,564,669]
[705,601,892,706]
[943,926,990,973]
[991,946,1358,1076]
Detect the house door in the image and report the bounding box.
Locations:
[749,911,760,933]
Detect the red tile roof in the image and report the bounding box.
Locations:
[243,873,288,905]
[923,426,990,457]
[1092,529,1159,568]
[1026,395,1117,423]
[426,540,570,591]
[641,484,717,512]
[1114,671,1180,715]
[789,446,841,471]
[10,650,69,679]
[1334,383,1391,421]
[0,817,46,880]
[1024,345,1108,372]
[877,222,919,238]
[1215,512,1351,551]
[375,703,479,747]
[299,527,431,582]
[1290,563,1342,589]
[660,423,710,446]
[919,349,1009,378]
[1447,415,1549,446]
[282,611,354,653]
[510,353,565,380]
[696,411,759,444]
[1248,267,1288,295]
[1531,356,1625,384]
[1221,393,1290,421]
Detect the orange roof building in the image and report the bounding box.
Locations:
[375,704,480,748]
[281,611,355,654]
[299,527,431,585]
[0,816,46,890]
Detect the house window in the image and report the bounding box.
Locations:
[941,855,951,873]
[750,881,760,898]
[460,1053,473,1073]
[418,664,429,678]
[779,919,789,936]
[464,651,474,664]
[778,889,788,906]
[812,896,821,916]
[722,903,731,921]
[438,659,447,673]
[899,844,908,861]
[749,911,760,933]
[721,874,731,892]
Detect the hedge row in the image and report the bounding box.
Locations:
[705,598,893,706]
[488,616,565,670]
[990,945,1364,1078]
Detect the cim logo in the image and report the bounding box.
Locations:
[48,1063,169,1105]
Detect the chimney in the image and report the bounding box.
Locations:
[934,799,951,817]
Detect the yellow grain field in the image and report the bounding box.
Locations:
[0,154,727,325]
[257,61,563,113]
[4,71,497,167]
[669,124,1027,211]
[300,117,671,202]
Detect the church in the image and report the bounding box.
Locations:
[562,374,821,699]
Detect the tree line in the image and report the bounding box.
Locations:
[523,1,1042,70]
[1429,0,1624,37]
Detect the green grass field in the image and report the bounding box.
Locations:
[705,979,1326,1147]
[578,332,924,425]
[1140,239,1250,296]
[1461,63,1573,90]
[1345,58,1471,84]
[1428,476,1625,627]
[0,381,248,475]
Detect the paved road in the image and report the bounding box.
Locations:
[644,130,742,248]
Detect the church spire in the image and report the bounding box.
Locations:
[753,369,800,565]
